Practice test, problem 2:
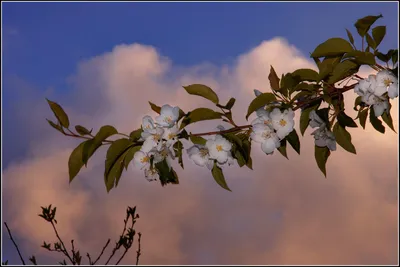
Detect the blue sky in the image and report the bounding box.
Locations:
[3,2,398,93]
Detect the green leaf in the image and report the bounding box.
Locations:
[333,123,356,154]
[318,56,342,81]
[391,49,398,66]
[173,141,184,169]
[316,108,330,126]
[180,108,223,129]
[327,60,360,84]
[129,128,143,142]
[246,93,277,120]
[280,73,300,94]
[337,111,358,128]
[68,140,92,183]
[46,119,63,133]
[75,125,91,136]
[211,162,231,191]
[155,160,179,186]
[294,82,319,92]
[365,33,376,50]
[233,147,246,167]
[381,111,396,132]
[148,102,161,114]
[82,125,118,165]
[314,146,331,177]
[343,51,376,65]
[354,96,363,111]
[224,98,236,110]
[291,68,319,82]
[286,129,300,154]
[369,108,385,133]
[375,50,391,63]
[277,138,288,159]
[346,28,355,46]
[299,109,312,136]
[354,14,383,37]
[268,65,280,91]
[46,99,70,128]
[104,138,133,192]
[189,135,207,145]
[183,84,219,104]
[372,26,386,48]
[358,109,368,129]
[242,139,252,168]
[124,146,141,170]
[311,38,354,58]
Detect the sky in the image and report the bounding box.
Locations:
[1,1,399,265]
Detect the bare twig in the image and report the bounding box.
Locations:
[50,221,75,265]
[92,239,111,265]
[135,233,142,265]
[4,222,26,265]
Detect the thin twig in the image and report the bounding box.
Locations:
[92,239,111,265]
[4,222,26,265]
[191,124,251,137]
[135,233,142,265]
[50,221,75,265]
[86,253,93,265]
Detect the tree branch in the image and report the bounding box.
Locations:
[4,222,26,265]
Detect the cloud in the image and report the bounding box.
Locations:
[2,37,398,265]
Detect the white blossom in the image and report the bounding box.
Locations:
[309,110,325,128]
[133,150,151,170]
[187,145,214,169]
[251,108,273,129]
[155,104,180,128]
[311,126,336,151]
[376,70,398,99]
[144,168,159,182]
[270,108,295,139]
[141,127,164,153]
[162,124,180,147]
[250,123,280,154]
[206,135,232,164]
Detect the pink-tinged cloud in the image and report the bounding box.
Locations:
[2,37,398,265]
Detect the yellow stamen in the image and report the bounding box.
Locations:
[216,145,223,152]
[140,156,149,163]
[383,78,392,87]
[164,116,173,123]
[279,119,287,126]
[199,148,209,157]
[262,132,271,139]
[168,133,175,140]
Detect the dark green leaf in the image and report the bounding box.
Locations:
[233,147,246,167]
[155,160,179,186]
[211,162,231,191]
[337,111,358,128]
[280,73,300,93]
[75,125,91,136]
[375,50,391,63]
[46,119,63,133]
[286,129,300,154]
[246,93,277,120]
[354,96,363,111]
[358,109,368,129]
[129,128,143,142]
[291,68,319,82]
[277,138,288,159]
[268,65,280,91]
[178,129,189,140]
[189,135,207,145]
[148,102,161,114]
[391,49,398,66]
[104,138,133,192]
[183,84,219,104]
[318,56,342,81]
[381,111,396,132]
[354,14,383,37]
[311,38,354,58]
[173,141,184,169]
[346,28,355,46]
[365,33,376,50]
[124,146,141,170]
[68,140,92,183]
[372,26,386,48]
[83,125,118,165]
[225,98,236,110]
[46,99,70,128]
[314,146,331,177]
[180,108,223,129]
[333,123,356,154]
[343,51,376,65]
[299,109,311,136]
[369,108,385,133]
[327,60,360,84]
[316,108,330,126]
